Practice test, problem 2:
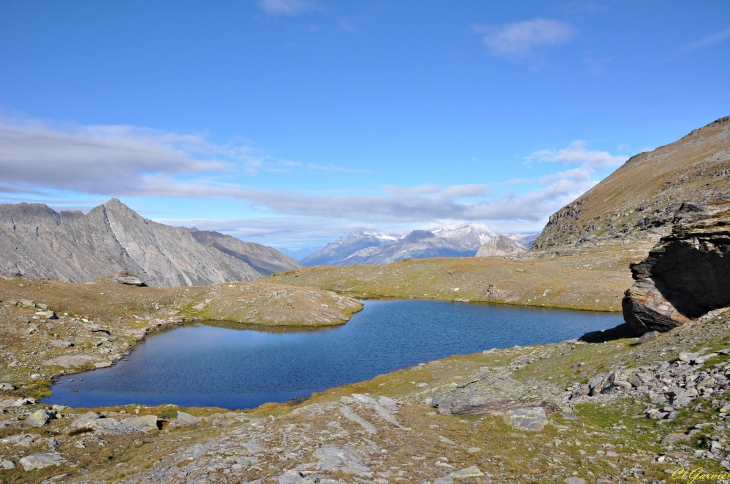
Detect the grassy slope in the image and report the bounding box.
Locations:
[266,245,645,312]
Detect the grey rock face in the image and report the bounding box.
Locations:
[623,202,730,334]
[18,453,67,472]
[431,368,563,415]
[187,228,302,275]
[475,234,528,257]
[0,198,262,287]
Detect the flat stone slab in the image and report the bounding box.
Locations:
[43,355,95,368]
[19,453,67,472]
[432,368,563,415]
[504,407,548,431]
[450,466,484,478]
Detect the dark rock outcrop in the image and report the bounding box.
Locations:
[622,202,730,334]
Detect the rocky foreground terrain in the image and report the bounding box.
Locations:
[1,277,730,483]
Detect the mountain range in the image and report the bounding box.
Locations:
[300,222,535,266]
[0,199,299,287]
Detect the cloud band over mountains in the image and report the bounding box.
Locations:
[0,117,627,231]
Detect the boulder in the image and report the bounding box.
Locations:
[89,418,135,435]
[71,411,100,428]
[25,409,53,428]
[35,310,57,319]
[173,411,200,426]
[623,202,730,334]
[121,415,159,432]
[18,453,67,472]
[110,271,146,286]
[0,383,15,391]
[0,459,15,470]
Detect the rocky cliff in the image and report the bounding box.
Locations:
[186,228,303,275]
[0,199,262,287]
[533,116,730,253]
[622,202,730,334]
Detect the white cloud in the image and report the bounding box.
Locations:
[475,18,577,57]
[680,26,730,53]
[527,140,627,170]
[0,116,626,246]
[258,0,319,16]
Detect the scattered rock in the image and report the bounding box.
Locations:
[313,445,371,476]
[35,310,58,319]
[0,459,15,470]
[0,383,15,391]
[173,411,200,426]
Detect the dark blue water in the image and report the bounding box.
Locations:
[46,300,620,409]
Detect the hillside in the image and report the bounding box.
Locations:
[533,115,730,252]
[0,199,261,287]
[187,228,303,275]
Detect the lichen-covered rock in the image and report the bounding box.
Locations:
[71,411,100,428]
[18,453,67,471]
[25,409,52,428]
[121,415,159,432]
[623,202,730,334]
[504,407,547,431]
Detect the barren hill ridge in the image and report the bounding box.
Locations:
[0,199,274,287]
[533,115,730,253]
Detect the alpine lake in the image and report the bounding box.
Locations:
[46,299,621,409]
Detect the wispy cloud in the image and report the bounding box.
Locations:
[474,18,577,57]
[0,117,369,195]
[258,0,320,16]
[680,26,730,53]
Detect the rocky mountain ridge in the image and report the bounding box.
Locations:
[0,199,282,287]
[532,115,730,253]
[186,228,302,275]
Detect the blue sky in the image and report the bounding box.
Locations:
[1,0,729,249]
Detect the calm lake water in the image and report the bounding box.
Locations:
[46,299,620,409]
